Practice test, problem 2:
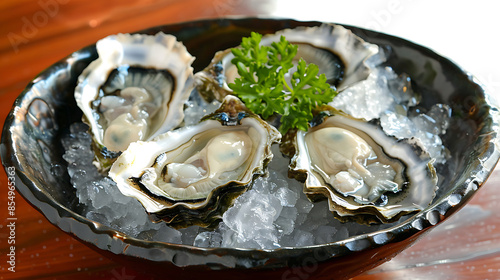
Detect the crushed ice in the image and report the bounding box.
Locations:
[331,67,451,163]
[62,65,450,249]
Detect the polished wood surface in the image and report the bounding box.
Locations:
[1,1,499,279]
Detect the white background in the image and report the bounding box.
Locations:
[271,0,499,103]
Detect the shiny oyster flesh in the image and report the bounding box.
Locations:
[282,106,438,224]
[194,23,380,102]
[75,32,195,159]
[109,96,281,228]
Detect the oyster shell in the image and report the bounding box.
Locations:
[109,96,281,228]
[75,32,195,158]
[194,23,381,102]
[282,106,438,224]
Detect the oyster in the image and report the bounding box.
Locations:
[194,23,380,102]
[282,106,438,224]
[109,96,281,228]
[74,32,195,166]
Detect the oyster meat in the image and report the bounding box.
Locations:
[194,23,381,102]
[74,32,195,161]
[109,96,281,228]
[283,106,438,224]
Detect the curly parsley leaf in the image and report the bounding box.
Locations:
[228,32,338,134]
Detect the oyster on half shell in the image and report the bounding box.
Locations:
[74,32,195,170]
[109,96,281,228]
[282,106,438,224]
[194,23,381,102]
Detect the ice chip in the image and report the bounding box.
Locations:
[292,229,314,247]
[194,231,222,247]
[295,197,314,214]
[315,225,338,244]
[153,225,182,244]
[179,226,203,245]
[275,186,299,207]
[275,216,295,236]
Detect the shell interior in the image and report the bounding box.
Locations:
[75,32,195,153]
[194,23,382,102]
[287,108,438,223]
[109,96,281,228]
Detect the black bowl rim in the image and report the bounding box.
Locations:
[2,16,499,269]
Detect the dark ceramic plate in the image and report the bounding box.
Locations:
[2,18,499,280]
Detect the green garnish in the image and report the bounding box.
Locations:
[228,32,338,134]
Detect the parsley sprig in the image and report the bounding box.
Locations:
[228,32,338,134]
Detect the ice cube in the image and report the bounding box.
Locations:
[292,229,314,247]
[153,225,182,244]
[275,186,299,207]
[314,225,338,244]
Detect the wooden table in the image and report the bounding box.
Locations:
[1,1,499,279]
